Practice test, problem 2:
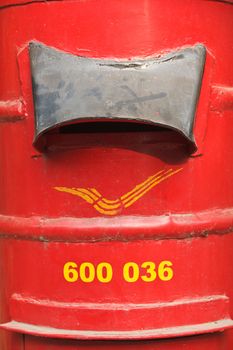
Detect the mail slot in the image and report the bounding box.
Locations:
[0,1,233,349]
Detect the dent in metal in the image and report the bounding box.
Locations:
[29,42,206,151]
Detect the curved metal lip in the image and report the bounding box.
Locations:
[33,118,197,152]
[1,294,232,339]
[1,319,233,340]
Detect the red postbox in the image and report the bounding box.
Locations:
[0,1,233,349]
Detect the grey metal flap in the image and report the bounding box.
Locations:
[29,42,206,151]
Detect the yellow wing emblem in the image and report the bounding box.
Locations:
[54,168,182,216]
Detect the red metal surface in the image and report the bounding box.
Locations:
[0,0,233,349]
[1,235,233,339]
[23,332,233,350]
[22,335,233,350]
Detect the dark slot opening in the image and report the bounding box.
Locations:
[59,121,168,134]
[34,120,194,154]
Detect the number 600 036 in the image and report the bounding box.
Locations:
[63,260,173,284]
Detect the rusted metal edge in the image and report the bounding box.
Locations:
[207,0,233,4]
[0,207,233,242]
[1,0,232,9]
[0,0,64,10]
[1,319,233,340]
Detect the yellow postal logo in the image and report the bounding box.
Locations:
[54,168,182,216]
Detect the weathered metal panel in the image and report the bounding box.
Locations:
[30,43,205,151]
